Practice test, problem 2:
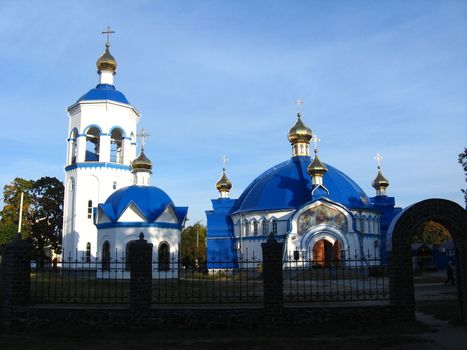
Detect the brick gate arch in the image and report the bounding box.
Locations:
[387,199,467,321]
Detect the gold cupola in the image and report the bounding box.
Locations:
[131,147,152,186]
[372,154,389,196]
[372,169,389,196]
[216,168,232,198]
[288,113,312,157]
[96,43,117,73]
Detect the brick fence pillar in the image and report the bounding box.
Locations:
[1,236,31,322]
[129,232,153,326]
[261,235,283,316]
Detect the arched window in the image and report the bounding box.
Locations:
[87,200,93,219]
[158,243,170,271]
[355,217,361,231]
[85,242,91,262]
[243,220,249,236]
[102,241,110,271]
[362,218,368,233]
[85,127,100,161]
[253,220,258,236]
[262,219,268,236]
[110,128,124,163]
[271,219,278,235]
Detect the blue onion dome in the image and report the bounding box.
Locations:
[104,185,173,222]
[216,170,232,192]
[96,43,117,72]
[288,113,312,144]
[231,157,371,214]
[131,150,152,172]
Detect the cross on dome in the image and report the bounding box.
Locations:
[222,155,229,172]
[137,128,150,151]
[295,98,304,114]
[311,134,320,153]
[374,153,383,169]
[101,26,115,47]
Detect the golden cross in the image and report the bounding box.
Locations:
[295,98,304,113]
[101,26,115,46]
[374,153,383,169]
[137,128,150,150]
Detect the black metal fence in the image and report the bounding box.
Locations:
[29,254,389,306]
[283,256,389,304]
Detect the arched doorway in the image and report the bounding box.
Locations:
[312,239,341,267]
[102,241,110,271]
[388,199,467,322]
[158,242,170,271]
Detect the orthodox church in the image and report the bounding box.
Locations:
[206,112,402,267]
[61,36,187,273]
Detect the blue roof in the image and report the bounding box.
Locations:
[78,84,129,104]
[100,185,186,223]
[231,156,371,213]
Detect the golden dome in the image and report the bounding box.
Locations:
[288,113,312,144]
[216,169,232,192]
[96,43,117,72]
[131,150,152,172]
[307,153,328,176]
[372,169,389,189]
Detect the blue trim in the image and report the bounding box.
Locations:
[100,133,109,136]
[131,142,137,146]
[65,162,131,171]
[67,138,77,142]
[96,222,181,229]
[123,137,132,140]
[77,134,86,137]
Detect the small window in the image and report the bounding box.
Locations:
[253,221,258,236]
[86,242,91,262]
[158,243,170,271]
[87,200,92,219]
[102,241,110,271]
[113,181,117,190]
[262,220,268,235]
[272,219,278,235]
[244,220,249,236]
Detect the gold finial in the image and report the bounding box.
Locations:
[101,26,115,47]
[372,153,389,192]
[307,134,327,177]
[311,134,320,154]
[131,128,152,173]
[216,155,232,195]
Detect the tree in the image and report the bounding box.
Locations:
[458,147,467,205]
[181,222,207,269]
[29,177,64,264]
[413,220,451,245]
[0,176,64,263]
[0,178,34,242]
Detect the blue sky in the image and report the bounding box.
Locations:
[0,1,466,223]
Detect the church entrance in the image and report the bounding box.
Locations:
[312,239,340,267]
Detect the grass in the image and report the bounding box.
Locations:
[0,318,432,350]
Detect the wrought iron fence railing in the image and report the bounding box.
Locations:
[29,254,389,306]
[283,256,390,304]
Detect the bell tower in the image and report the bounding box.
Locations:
[62,29,140,259]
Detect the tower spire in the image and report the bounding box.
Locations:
[288,99,312,157]
[372,153,389,196]
[307,134,328,190]
[216,155,232,198]
[96,26,117,85]
[131,129,152,186]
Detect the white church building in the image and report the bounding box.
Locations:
[61,36,187,275]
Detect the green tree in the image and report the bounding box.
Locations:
[0,176,64,263]
[181,222,207,269]
[29,177,64,264]
[0,177,34,241]
[458,147,467,205]
[413,220,451,245]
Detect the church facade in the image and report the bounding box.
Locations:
[61,37,187,273]
[206,113,402,267]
